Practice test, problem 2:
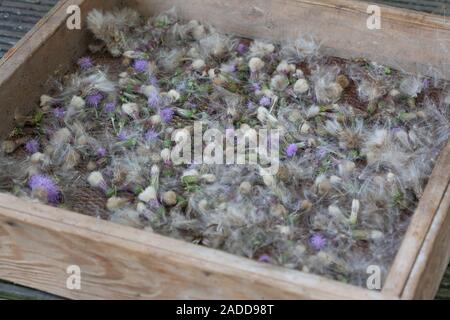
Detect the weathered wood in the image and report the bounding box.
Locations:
[130,0,450,79]
[0,193,385,300]
[383,139,450,297]
[401,185,450,299]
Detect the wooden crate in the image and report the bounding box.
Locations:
[0,0,449,299]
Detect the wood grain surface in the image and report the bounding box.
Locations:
[383,140,450,298]
[0,193,386,300]
[130,0,450,79]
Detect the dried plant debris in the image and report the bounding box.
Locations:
[1,8,450,287]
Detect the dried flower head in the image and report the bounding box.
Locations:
[259,96,271,107]
[28,174,60,204]
[86,91,103,107]
[285,144,298,157]
[270,74,289,91]
[147,90,161,108]
[96,147,107,157]
[160,107,175,123]
[294,78,309,94]
[258,254,271,263]
[248,57,265,73]
[103,102,116,113]
[117,129,131,141]
[236,43,248,55]
[53,107,66,118]
[399,76,423,97]
[249,40,275,57]
[25,139,40,154]
[87,171,107,191]
[310,233,326,250]
[133,59,149,73]
[86,8,140,57]
[77,56,94,70]
[144,129,159,142]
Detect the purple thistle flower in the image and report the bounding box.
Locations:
[147,91,161,108]
[285,143,298,157]
[222,63,236,74]
[315,147,328,160]
[103,102,116,113]
[310,233,327,251]
[144,129,159,142]
[103,167,113,178]
[86,92,103,107]
[259,96,271,107]
[77,56,94,70]
[247,101,256,109]
[236,43,248,55]
[96,147,107,157]
[53,107,65,119]
[117,129,130,141]
[184,101,197,109]
[258,254,271,263]
[160,107,175,123]
[391,127,403,134]
[25,139,40,154]
[28,174,60,203]
[149,199,161,208]
[148,75,159,87]
[251,82,261,92]
[269,52,278,63]
[133,59,148,73]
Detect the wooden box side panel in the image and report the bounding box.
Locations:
[401,185,450,299]
[0,0,123,138]
[133,0,450,79]
[0,193,385,299]
[383,140,450,297]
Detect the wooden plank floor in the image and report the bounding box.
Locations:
[0,0,449,300]
[0,0,59,57]
[0,280,61,300]
[371,0,450,14]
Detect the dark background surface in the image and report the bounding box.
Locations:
[0,0,60,57]
[0,0,449,300]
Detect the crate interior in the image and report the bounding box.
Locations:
[0,0,449,296]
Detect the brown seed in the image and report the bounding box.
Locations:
[2,141,17,154]
[336,74,350,89]
[300,199,313,212]
[122,57,131,66]
[276,166,290,183]
[271,204,288,217]
[239,181,252,195]
[86,161,97,171]
[162,191,178,206]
